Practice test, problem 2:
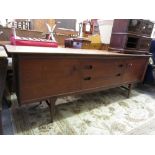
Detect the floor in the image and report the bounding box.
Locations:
[1,100,14,135]
[128,116,155,134]
[2,84,155,135]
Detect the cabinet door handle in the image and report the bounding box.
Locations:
[119,64,123,67]
[84,65,93,69]
[116,73,121,77]
[84,77,92,80]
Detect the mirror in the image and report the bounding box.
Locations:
[85,23,91,32]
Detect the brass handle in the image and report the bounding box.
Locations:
[84,77,92,80]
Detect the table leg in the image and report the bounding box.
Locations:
[121,84,132,98]
[45,98,57,123]
[127,84,132,98]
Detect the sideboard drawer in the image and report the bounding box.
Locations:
[80,59,125,89]
[81,74,123,90]
[80,59,125,77]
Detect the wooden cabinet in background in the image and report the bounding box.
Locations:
[109,19,154,54]
[111,19,154,36]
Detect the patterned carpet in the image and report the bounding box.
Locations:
[10,84,155,135]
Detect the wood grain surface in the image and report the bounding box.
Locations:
[6,45,150,57]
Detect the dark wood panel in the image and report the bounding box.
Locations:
[123,58,148,82]
[19,56,81,103]
[112,19,129,33]
[110,34,127,49]
[0,58,8,109]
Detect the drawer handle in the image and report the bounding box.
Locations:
[84,65,93,70]
[119,64,123,67]
[84,77,92,80]
[116,73,121,77]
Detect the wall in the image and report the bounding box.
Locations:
[0,27,43,41]
[55,19,76,30]
[31,19,55,33]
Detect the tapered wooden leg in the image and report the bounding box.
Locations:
[45,98,57,123]
[127,84,132,98]
[121,84,132,98]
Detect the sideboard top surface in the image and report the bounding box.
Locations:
[0,46,7,58]
[5,45,150,57]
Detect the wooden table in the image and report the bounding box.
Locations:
[0,46,8,134]
[6,45,150,122]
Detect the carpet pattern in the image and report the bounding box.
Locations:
[11,85,155,135]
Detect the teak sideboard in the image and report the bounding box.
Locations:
[5,45,150,122]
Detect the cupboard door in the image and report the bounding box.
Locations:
[122,58,148,83]
[19,56,81,104]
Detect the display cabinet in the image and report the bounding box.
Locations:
[109,19,154,54]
